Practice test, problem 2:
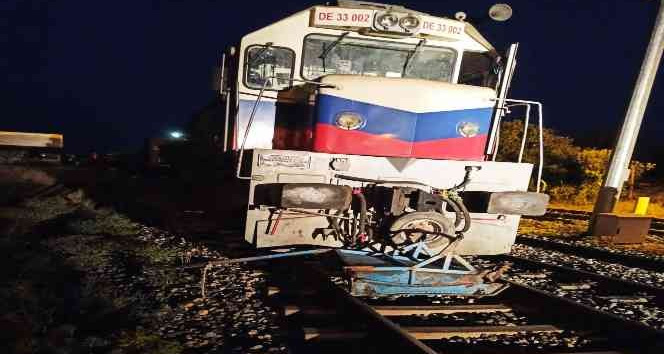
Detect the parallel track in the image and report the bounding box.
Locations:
[495,254,664,344]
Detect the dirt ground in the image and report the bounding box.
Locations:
[518,217,664,256]
[550,182,664,218]
[1,166,179,353]
[1,165,285,354]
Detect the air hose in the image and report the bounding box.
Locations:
[440,195,463,228]
[354,190,368,243]
[451,196,472,233]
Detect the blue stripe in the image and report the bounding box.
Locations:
[317,95,492,142]
[416,109,491,141]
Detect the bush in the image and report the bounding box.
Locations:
[5,187,140,238]
[0,166,56,205]
[496,120,583,186]
[66,207,139,236]
[496,120,656,204]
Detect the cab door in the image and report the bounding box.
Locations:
[486,43,518,158]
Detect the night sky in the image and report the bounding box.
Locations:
[3,0,663,160]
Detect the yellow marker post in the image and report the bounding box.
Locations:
[634,197,650,215]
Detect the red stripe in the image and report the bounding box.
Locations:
[412,135,488,160]
[313,124,486,160]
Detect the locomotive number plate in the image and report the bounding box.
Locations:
[311,6,374,28]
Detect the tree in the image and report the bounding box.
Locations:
[496,120,655,204]
[495,120,582,186]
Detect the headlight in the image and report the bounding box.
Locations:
[335,112,365,130]
[457,122,480,137]
[399,15,420,30]
[377,13,398,28]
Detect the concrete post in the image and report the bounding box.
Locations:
[591,0,664,224]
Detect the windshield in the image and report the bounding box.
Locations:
[302,34,456,82]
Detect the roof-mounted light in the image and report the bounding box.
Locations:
[373,11,421,35]
[454,12,467,21]
[376,13,398,29]
[399,15,420,31]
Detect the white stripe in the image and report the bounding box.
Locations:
[320,75,496,113]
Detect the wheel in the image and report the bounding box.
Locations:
[389,212,455,255]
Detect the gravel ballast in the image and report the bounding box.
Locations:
[133,227,289,353]
[510,243,664,289]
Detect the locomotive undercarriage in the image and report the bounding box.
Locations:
[264,183,472,256]
[254,183,513,296]
[250,166,529,295]
[268,185,513,296]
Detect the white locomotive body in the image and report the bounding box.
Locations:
[212,1,548,261]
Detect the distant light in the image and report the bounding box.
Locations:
[169,131,184,139]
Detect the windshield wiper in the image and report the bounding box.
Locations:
[249,42,274,65]
[319,32,349,60]
[318,32,349,73]
[402,39,426,75]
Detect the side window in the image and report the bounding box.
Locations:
[244,45,295,90]
[459,51,499,88]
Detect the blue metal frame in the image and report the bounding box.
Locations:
[218,242,508,297]
[337,248,508,297]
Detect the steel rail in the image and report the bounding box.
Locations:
[304,267,440,354]
[203,239,657,352]
[267,263,440,353]
[273,265,655,352]
[503,279,664,347]
[498,255,664,354]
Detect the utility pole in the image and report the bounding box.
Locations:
[591,0,664,225]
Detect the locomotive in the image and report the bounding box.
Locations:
[212,1,548,296]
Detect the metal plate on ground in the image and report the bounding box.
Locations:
[347,268,508,297]
[337,250,508,297]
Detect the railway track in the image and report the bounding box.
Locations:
[495,253,664,328]
[182,209,664,353]
[259,252,664,354]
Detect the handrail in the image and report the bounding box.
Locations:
[492,98,544,193]
[502,102,532,163]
